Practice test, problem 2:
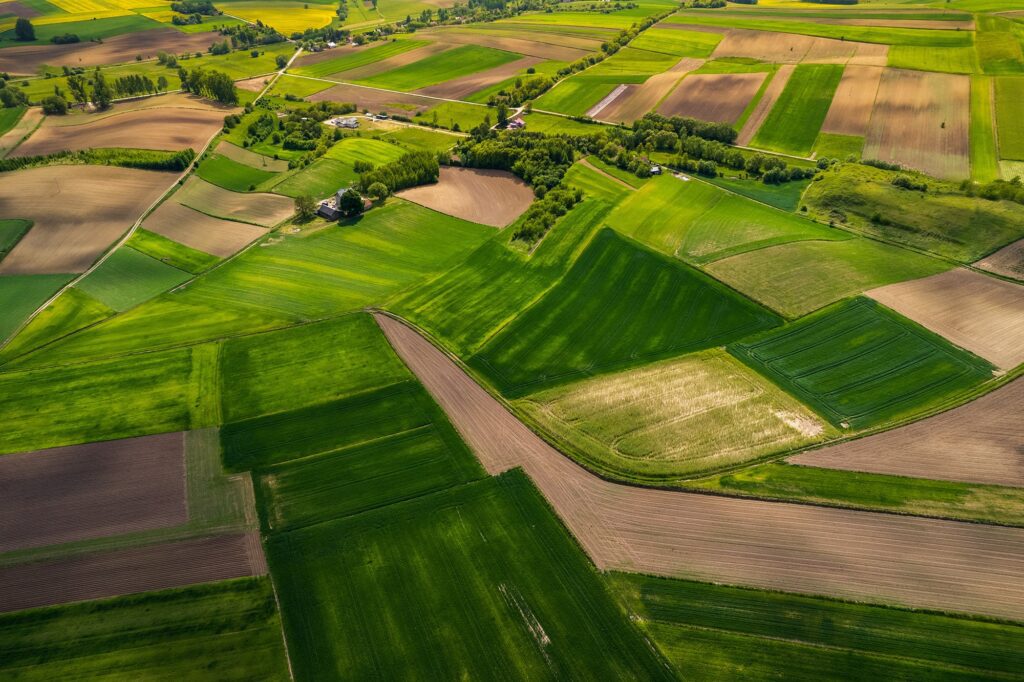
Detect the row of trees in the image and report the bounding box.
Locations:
[0,148,194,173]
[178,67,237,104]
[458,132,577,194]
[510,185,583,245]
[358,151,439,193]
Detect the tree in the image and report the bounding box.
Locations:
[366,181,389,202]
[156,75,168,92]
[275,54,288,69]
[496,102,509,128]
[295,194,316,220]
[66,74,88,106]
[91,69,113,109]
[338,188,364,217]
[14,18,34,41]
[40,95,67,115]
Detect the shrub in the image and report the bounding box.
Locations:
[40,95,67,115]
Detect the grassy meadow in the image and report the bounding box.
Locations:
[76,247,192,312]
[356,44,521,90]
[750,64,844,157]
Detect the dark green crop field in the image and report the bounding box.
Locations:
[472,228,781,396]
[729,298,994,430]
[196,153,278,193]
[268,470,675,681]
[750,64,844,157]
[610,573,1024,682]
[76,247,192,313]
[0,578,290,680]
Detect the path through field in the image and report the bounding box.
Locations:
[375,313,1024,621]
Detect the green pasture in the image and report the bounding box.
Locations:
[707,174,811,211]
[463,59,565,104]
[125,229,220,275]
[629,27,722,58]
[0,14,162,48]
[0,219,30,262]
[888,45,978,74]
[356,44,521,91]
[813,133,863,162]
[729,297,994,430]
[803,163,1024,260]
[497,5,670,30]
[0,578,289,680]
[534,76,620,116]
[197,153,278,192]
[586,46,680,79]
[268,470,675,681]
[290,39,428,78]
[378,124,459,152]
[970,75,1001,182]
[269,135,408,196]
[220,312,409,421]
[416,99,492,131]
[76,247,191,312]
[995,76,1024,160]
[471,228,781,396]
[609,573,1024,682]
[563,160,635,202]
[0,287,112,365]
[517,110,606,135]
[750,64,843,157]
[976,15,1024,75]
[0,274,71,343]
[263,73,335,100]
[585,155,649,188]
[0,106,24,137]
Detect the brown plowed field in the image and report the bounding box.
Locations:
[12,108,226,157]
[658,72,766,124]
[0,165,173,274]
[0,29,219,75]
[0,106,41,158]
[308,83,435,117]
[976,238,1024,281]
[0,433,186,553]
[142,201,267,257]
[292,41,377,68]
[216,141,289,172]
[375,313,1024,621]
[849,42,890,67]
[792,378,1024,487]
[235,75,271,92]
[0,1,40,18]
[42,93,231,128]
[0,533,265,613]
[863,68,969,180]
[737,64,794,146]
[598,57,704,124]
[335,42,453,80]
[414,29,588,62]
[175,176,294,228]
[396,167,534,227]
[712,28,850,64]
[867,268,1024,370]
[416,56,541,100]
[821,65,884,137]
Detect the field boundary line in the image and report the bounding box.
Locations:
[285,73,492,108]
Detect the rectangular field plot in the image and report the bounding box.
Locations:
[750,64,844,156]
[863,68,970,180]
[355,44,521,91]
[267,470,674,681]
[631,26,722,58]
[0,578,290,680]
[175,177,294,228]
[75,246,191,312]
[471,228,781,396]
[518,349,833,480]
[0,273,71,343]
[141,202,267,260]
[821,65,883,138]
[657,72,765,124]
[196,153,278,193]
[610,574,1024,682]
[729,298,994,430]
[290,39,429,78]
[995,76,1024,160]
[534,75,622,116]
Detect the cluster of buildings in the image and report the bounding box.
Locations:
[326,116,360,129]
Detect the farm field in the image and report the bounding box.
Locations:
[658,72,765,124]
[0,287,114,365]
[750,64,844,156]
[0,274,70,343]
[174,177,294,228]
[977,237,1024,280]
[396,166,534,227]
[141,201,267,259]
[355,44,521,91]
[820,65,883,138]
[196,153,278,192]
[995,76,1024,160]
[76,247,192,312]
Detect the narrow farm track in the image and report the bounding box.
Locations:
[375,313,1024,622]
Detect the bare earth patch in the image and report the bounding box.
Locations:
[396,167,534,228]
[863,68,970,180]
[0,532,265,613]
[976,238,1024,281]
[417,56,542,100]
[235,76,272,92]
[867,268,1024,370]
[12,108,227,157]
[598,57,704,124]
[175,176,294,228]
[711,28,879,64]
[792,378,1024,487]
[821,65,884,137]
[142,201,267,257]
[0,433,186,553]
[737,64,794,146]
[42,93,232,128]
[308,83,435,117]
[658,72,766,124]
[375,313,1024,622]
[0,106,41,158]
[0,165,173,274]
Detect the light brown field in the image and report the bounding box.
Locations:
[821,65,883,137]
[737,64,794,146]
[597,57,704,124]
[792,378,1024,487]
[41,93,230,128]
[142,201,267,257]
[375,313,1024,621]
[308,83,435,116]
[976,238,1024,281]
[415,28,589,62]
[292,41,377,68]
[863,68,970,180]
[461,25,606,52]
[0,1,40,17]
[416,56,542,99]
[0,165,172,274]
[0,433,186,553]
[396,167,534,227]
[658,72,766,124]
[578,158,635,190]
[0,29,219,75]
[802,17,974,31]
[215,141,289,172]
[174,176,294,228]
[235,75,271,92]
[12,108,227,157]
[334,41,453,80]
[867,268,1024,370]
[0,106,41,158]
[0,532,266,613]
[710,28,880,64]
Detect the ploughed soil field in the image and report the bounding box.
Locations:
[376,313,1024,621]
[416,56,541,100]
[976,237,1024,281]
[597,57,704,124]
[0,29,220,76]
[821,65,884,138]
[142,200,267,258]
[792,377,1024,487]
[658,73,765,124]
[706,27,888,66]
[0,165,173,274]
[0,106,42,157]
[737,64,793,146]
[308,83,436,117]
[867,268,1024,370]
[0,432,186,553]
[396,167,534,227]
[0,532,266,613]
[175,176,295,228]
[414,29,589,62]
[12,108,229,157]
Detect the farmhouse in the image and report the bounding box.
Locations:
[327,116,359,129]
[317,189,372,219]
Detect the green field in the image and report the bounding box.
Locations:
[290,39,428,78]
[888,45,979,74]
[416,99,493,131]
[196,153,278,192]
[125,229,220,275]
[270,136,407,197]
[729,297,994,430]
[813,133,863,162]
[0,14,162,48]
[0,219,30,263]
[76,247,192,312]
[750,64,844,156]
[630,27,723,58]
[470,228,781,396]
[563,160,635,202]
[220,312,409,421]
[608,176,846,264]
[268,470,676,680]
[0,287,113,365]
[976,15,1024,75]
[534,76,620,116]
[0,106,24,137]
[0,274,71,343]
[0,578,290,680]
[970,75,1001,182]
[356,44,521,90]
[995,76,1024,160]
[609,573,1024,682]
